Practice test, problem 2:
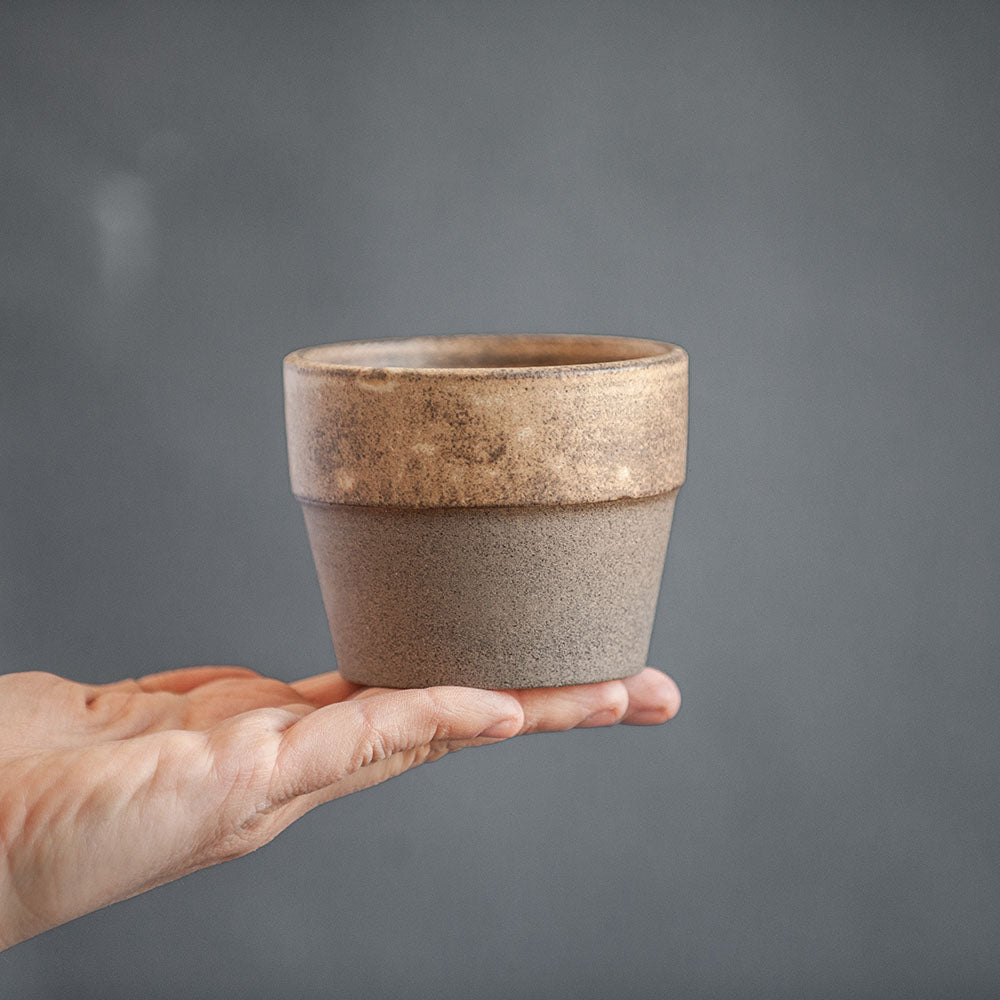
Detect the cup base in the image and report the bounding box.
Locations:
[300,492,677,689]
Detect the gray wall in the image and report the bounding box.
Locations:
[2,2,998,997]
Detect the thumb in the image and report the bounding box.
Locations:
[268,686,524,806]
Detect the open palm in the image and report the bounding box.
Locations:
[0,664,679,950]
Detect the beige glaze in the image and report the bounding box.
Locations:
[284,334,687,508]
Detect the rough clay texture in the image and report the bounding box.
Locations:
[284,334,687,508]
[301,492,677,689]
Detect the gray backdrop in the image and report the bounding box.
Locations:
[2,2,998,998]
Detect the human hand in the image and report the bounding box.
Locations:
[0,665,679,950]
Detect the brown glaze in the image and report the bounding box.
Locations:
[284,334,687,508]
[301,492,677,689]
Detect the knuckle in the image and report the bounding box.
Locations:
[351,701,392,769]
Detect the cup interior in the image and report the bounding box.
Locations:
[291,334,677,371]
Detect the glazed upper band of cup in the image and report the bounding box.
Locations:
[284,333,688,508]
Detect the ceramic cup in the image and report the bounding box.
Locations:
[283,333,688,689]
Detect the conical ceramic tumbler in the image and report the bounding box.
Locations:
[284,333,687,689]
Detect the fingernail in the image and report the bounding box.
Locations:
[478,717,520,739]
[580,708,622,728]
[627,708,673,725]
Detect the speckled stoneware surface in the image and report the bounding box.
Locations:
[301,494,676,689]
[283,334,688,689]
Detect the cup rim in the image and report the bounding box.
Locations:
[284,333,685,377]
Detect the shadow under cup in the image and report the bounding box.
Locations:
[284,334,688,689]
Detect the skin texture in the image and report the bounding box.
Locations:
[0,664,680,951]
